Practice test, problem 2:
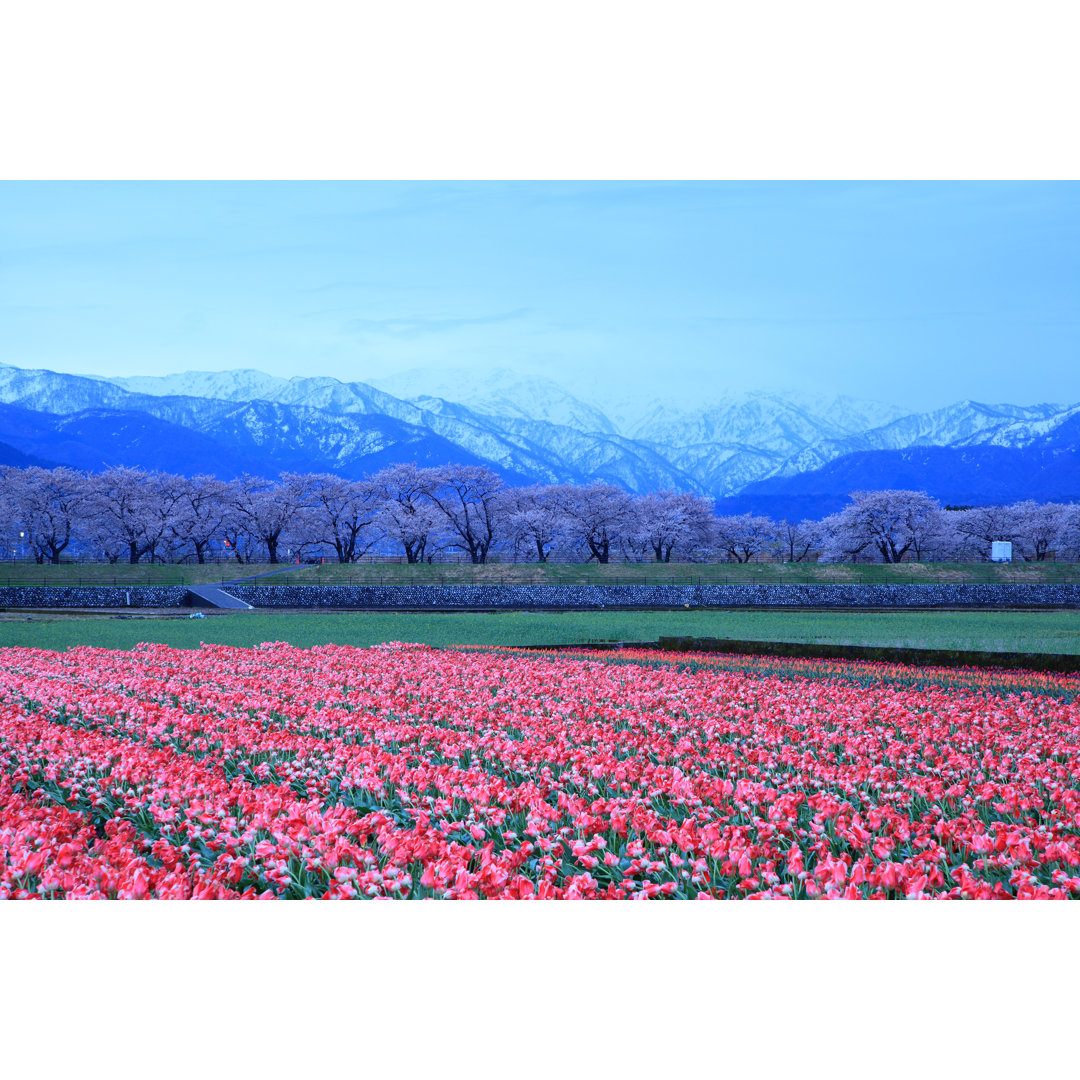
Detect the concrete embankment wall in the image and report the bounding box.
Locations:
[2,582,1080,610]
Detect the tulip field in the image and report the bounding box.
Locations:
[2,640,1079,899]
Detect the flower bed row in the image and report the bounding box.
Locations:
[476,645,1080,700]
[2,641,1079,898]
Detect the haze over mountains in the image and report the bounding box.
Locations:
[0,361,1077,517]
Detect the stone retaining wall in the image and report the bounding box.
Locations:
[0,586,190,608]
[1,582,1079,610]
[225,583,1080,609]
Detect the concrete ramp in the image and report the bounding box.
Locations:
[185,586,254,610]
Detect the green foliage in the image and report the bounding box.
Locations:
[1,608,1078,654]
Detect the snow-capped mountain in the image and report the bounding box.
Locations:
[0,363,698,491]
[770,400,1075,480]
[368,367,620,434]
[625,392,904,447]
[1,362,1078,512]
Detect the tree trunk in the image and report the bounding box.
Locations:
[887,539,912,563]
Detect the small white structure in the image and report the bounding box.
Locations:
[991,541,1013,563]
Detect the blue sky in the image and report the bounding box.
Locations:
[2,181,1078,411]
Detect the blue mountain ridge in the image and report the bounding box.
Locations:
[0,362,1078,516]
[718,444,1080,518]
[0,401,533,484]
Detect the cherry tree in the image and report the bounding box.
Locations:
[924,509,969,561]
[619,500,653,563]
[303,473,380,563]
[141,471,190,563]
[829,489,943,564]
[555,483,634,564]
[231,473,311,564]
[1010,500,1068,561]
[712,513,778,563]
[84,467,179,564]
[0,473,18,558]
[425,464,504,564]
[951,503,1020,560]
[817,511,872,562]
[504,484,564,563]
[772,517,823,563]
[1055,504,1080,560]
[370,463,443,563]
[0,467,89,564]
[219,484,262,564]
[634,490,717,562]
[170,475,231,563]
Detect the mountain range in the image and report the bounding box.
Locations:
[0,361,1077,518]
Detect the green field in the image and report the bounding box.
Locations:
[1,559,1078,588]
[1,609,1078,655]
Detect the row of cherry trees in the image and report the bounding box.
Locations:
[1,464,1078,565]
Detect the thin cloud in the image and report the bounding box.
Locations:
[303,281,381,294]
[342,308,530,338]
[697,311,1005,328]
[0,303,107,313]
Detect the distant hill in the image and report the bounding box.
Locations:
[0,434,59,469]
[719,445,1080,518]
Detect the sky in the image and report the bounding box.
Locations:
[1,180,1078,412]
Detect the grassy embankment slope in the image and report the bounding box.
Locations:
[0,561,1078,587]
